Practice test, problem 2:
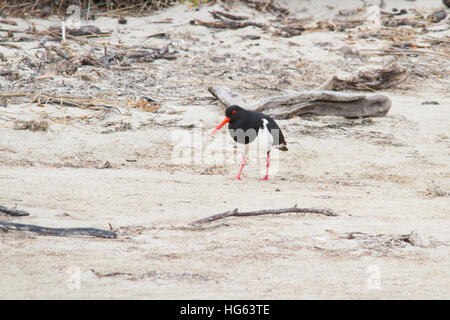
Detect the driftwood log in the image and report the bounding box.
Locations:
[0,205,30,216]
[208,85,391,119]
[0,221,117,239]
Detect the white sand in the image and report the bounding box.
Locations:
[0,0,449,299]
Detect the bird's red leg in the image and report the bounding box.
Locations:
[260,151,270,181]
[231,154,245,180]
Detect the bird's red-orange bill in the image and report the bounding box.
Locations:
[211,117,230,134]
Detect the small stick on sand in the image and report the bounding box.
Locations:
[211,11,249,21]
[190,18,265,30]
[359,48,450,59]
[90,268,134,278]
[0,205,30,216]
[0,221,117,239]
[190,206,338,226]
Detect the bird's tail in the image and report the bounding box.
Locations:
[276,143,288,151]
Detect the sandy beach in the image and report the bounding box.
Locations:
[0,0,449,299]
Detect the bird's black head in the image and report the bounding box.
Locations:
[211,105,247,135]
[225,105,246,120]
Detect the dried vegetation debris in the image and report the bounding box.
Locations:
[0,0,178,18]
[91,268,212,281]
[310,229,441,259]
[48,25,106,37]
[344,230,431,248]
[128,97,161,112]
[190,8,305,37]
[101,121,132,134]
[320,63,408,91]
[0,1,448,134]
[14,120,49,132]
[426,180,450,198]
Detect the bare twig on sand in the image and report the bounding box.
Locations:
[0,92,117,110]
[0,221,117,239]
[191,18,304,37]
[126,45,177,61]
[190,18,265,30]
[359,48,450,60]
[190,206,338,226]
[90,269,134,277]
[208,85,391,119]
[190,6,304,38]
[211,10,249,21]
[0,28,27,34]
[0,27,87,44]
[0,204,115,238]
[0,205,30,216]
[0,43,21,49]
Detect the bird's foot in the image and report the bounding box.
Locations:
[230,176,242,180]
[259,176,269,181]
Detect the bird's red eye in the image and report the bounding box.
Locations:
[232,110,237,114]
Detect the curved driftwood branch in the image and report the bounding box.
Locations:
[0,205,30,216]
[208,85,391,119]
[190,206,338,226]
[0,221,117,239]
[208,85,250,108]
[251,91,391,119]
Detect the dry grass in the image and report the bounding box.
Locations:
[426,180,450,198]
[0,0,205,18]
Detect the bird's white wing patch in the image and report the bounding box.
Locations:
[257,119,273,153]
[262,119,274,144]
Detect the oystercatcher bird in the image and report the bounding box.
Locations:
[211,105,287,180]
